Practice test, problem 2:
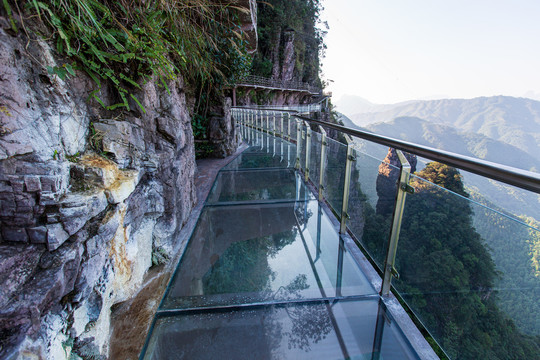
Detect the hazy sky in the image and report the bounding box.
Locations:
[320,0,540,104]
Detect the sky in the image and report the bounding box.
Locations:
[320,0,540,104]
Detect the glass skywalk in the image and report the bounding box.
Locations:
[140,130,421,359]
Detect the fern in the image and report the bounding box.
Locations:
[15,0,252,112]
[2,0,17,32]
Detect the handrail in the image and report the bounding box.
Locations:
[292,114,540,194]
[233,106,540,194]
[234,75,321,94]
[234,104,322,113]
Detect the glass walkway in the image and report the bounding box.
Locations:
[140,129,423,359]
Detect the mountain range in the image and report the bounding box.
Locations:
[334,95,540,221]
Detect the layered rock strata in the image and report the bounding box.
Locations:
[0,18,196,358]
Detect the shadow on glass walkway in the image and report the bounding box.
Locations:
[140,129,423,360]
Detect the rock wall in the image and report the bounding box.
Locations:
[207,97,240,158]
[280,30,296,82]
[0,16,196,359]
[239,0,258,54]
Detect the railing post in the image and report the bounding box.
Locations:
[287,113,291,141]
[304,122,311,182]
[266,110,270,151]
[248,113,252,142]
[245,111,249,141]
[318,126,327,201]
[280,112,284,138]
[381,150,413,296]
[273,112,277,137]
[295,119,302,170]
[280,119,285,160]
[340,135,355,233]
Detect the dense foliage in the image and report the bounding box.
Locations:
[251,0,326,87]
[470,192,540,336]
[2,0,252,112]
[360,162,540,358]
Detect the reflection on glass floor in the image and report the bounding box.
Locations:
[207,169,314,204]
[145,299,418,360]
[141,130,421,360]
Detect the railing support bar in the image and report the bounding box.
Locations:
[295,119,302,169]
[381,150,412,296]
[280,113,284,138]
[340,135,355,233]
[304,122,311,182]
[318,126,327,201]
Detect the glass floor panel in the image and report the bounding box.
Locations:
[207,169,315,204]
[223,151,296,170]
[297,200,375,298]
[141,129,422,359]
[144,299,419,360]
[160,200,376,310]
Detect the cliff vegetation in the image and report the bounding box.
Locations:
[252,0,325,86]
[360,160,540,359]
[2,0,251,111]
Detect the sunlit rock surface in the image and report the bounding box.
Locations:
[0,15,197,358]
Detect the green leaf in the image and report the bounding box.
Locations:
[2,0,18,33]
[119,73,141,89]
[106,102,128,111]
[130,94,146,114]
[64,63,76,76]
[91,91,106,107]
[55,67,68,80]
[159,75,171,96]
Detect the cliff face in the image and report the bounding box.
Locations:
[0,0,260,356]
[251,0,324,87]
[0,16,198,358]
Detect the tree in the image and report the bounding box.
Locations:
[364,161,540,358]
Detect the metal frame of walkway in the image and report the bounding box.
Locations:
[229,75,322,106]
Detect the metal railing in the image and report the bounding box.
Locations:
[234,103,323,114]
[234,75,321,94]
[233,106,540,359]
[294,114,540,193]
[235,107,540,204]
